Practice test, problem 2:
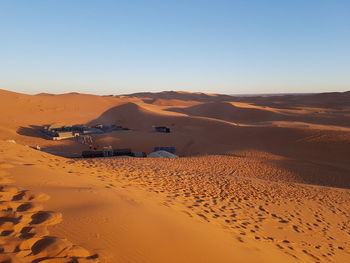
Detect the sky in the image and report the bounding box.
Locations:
[0,0,349,95]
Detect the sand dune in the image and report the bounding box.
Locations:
[0,141,299,263]
[166,101,285,123]
[146,98,202,107]
[0,150,99,262]
[1,89,349,185]
[0,89,349,185]
[234,91,350,109]
[88,102,186,129]
[1,89,350,262]
[120,90,233,102]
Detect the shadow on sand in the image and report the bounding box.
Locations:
[17,125,47,139]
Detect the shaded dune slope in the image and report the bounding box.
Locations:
[237,91,350,109]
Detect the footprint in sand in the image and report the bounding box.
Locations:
[0,177,100,262]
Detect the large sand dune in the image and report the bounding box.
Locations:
[166,101,285,123]
[0,89,350,262]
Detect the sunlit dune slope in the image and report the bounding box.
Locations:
[166,101,285,123]
[0,90,122,128]
[88,102,187,129]
[2,140,350,262]
[0,140,300,263]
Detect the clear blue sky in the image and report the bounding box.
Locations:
[0,0,349,95]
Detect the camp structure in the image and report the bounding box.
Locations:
[41,123,128,140]
[153,146,176,154]
[102,146,113,157]
[52,131,77,140]
[154,126,171,133]
[82,150,104,158]
[113,148,133,157]
[132,152,147,158]
[148,150,179,159]
[82,148,133,158]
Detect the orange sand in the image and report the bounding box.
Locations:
[0,89,349,262]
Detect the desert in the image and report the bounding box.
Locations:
[2,1,350,262]
[0,89,349,262]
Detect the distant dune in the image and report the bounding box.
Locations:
[234,91,350,109]
[121,90,233,102]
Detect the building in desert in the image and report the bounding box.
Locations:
[41,123,129,140]
[153,146,176,154]
[154,126,171,133]
[52,131,78,140]
[82,148,133,158]
[133,152,147,158]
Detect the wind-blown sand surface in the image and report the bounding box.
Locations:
[0,141,298,263]
[0,89,350,262]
